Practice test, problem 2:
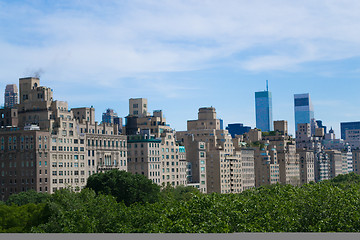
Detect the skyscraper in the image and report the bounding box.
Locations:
[255,82,273,132]
[4,84,18,108]
[340,121,360,140]
[294,93,314,131]
[102,108,118,124]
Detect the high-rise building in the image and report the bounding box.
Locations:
[226,123,251,138]
[255,84,273,132]
[263,121,300,186]
[341,121,360,140]
[177,107,255,194]
[125,99,187,187]
[102,108,118,124]
[129,98,148,117]
[0,77,127,200]
[294,93,314,132]
[4,84,18,108]
[316,120,327,134]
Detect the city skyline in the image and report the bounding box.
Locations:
[2,1,360,136]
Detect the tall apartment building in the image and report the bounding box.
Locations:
[127,134,162,185]
[256,121,300,186]
[353,149,360,174]
[4,84,18,108]
[176,107,255,194]
[176,134,207,193]
[0,77,127,200]
[343,146,353,173]
[297,149,315,184]
[294,93,315,132]
[251,139,280,187]
[345,129,360,149]
[126,99,187,187]
[102,108,118,124]
[255,88,273,132]
[160,131,188,187]
[125,98,171,137]
[326,150,347,178]
[296,123,330,182]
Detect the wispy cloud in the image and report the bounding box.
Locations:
[2,0,360,130]
[3,0,360,81]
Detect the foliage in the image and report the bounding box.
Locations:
[0,203,47,232]
[85,170,161,206]
[33,188,125,233]
[6,190,50,206]
[3,173,360,232]
[262,131,277,137]
[160,185,200,202]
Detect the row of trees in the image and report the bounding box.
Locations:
[2,171,360,233]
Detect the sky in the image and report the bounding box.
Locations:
[1,0,360,137]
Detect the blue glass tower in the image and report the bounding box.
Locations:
[255,89,273,132]
[294,93,314,131]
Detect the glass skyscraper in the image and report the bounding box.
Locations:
[255,91,273,132]
[294,93,314,131]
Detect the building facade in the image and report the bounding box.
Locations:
[294,93,314,132]
[341,121,360,140]
[255,91,273,132]
[0,77,127,200]
[126,98,187,188]
[226,123,251,138]
[177,107,255,194]
[4,84,18,108]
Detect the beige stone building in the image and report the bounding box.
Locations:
[253,143,279,187]
[297,149,315,184]
[160,131,187,186]
[127,135,162,185]
[264,121,300,186]
[326,150,348,178]
[177,134,207,193]
[177,107,255,194]
[0,77,127,200]
[353,149,360,174]
[126,98,187,187]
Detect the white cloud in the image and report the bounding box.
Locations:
[2,0,360,90]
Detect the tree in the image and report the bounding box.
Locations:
[33,188,124,233]
[86,170,161,206]
[6,190,50,206]
[160,185,200,202]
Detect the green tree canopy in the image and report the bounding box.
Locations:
[161,185,200,202]
[6,190,50,206]
[85,170,161,206]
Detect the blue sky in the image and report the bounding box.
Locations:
[1,0,360,136]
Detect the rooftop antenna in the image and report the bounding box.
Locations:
[266,80,269,91]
